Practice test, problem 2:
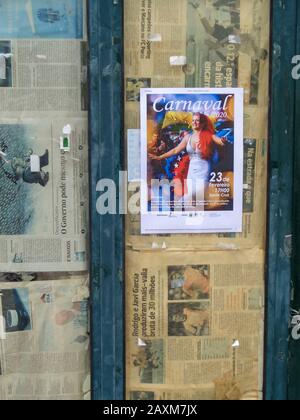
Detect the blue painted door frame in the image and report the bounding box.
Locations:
[88,0,298,400]
[88,0,124,400]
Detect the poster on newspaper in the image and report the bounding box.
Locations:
[140,88,244,234]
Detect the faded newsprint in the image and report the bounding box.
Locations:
[0,0,89,271]
[0,39,88,113]
[126,249,264,401]
[0,276,90,400]
[0,0,87,112]
[125,0,270,249]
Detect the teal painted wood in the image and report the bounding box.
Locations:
[88,0,124,400]
[289,0,300,402]
[265,0,297,401]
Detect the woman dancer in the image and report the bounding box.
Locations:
[149,113,225,208]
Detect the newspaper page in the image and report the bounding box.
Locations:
[125,0,269,250]
[0,0,89,271]
[0,276,90,400]
[0,116,89,272]
[126,249,264,401]
[140,88,244,234]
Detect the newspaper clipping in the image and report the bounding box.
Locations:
[0,0,89,271]
[126,249,264,400]
[0,276,90,400]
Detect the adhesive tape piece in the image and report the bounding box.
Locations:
[30,155,40,173]
[232,340,240,348]
[63,124,72,135]
[138,338,147,347]
[170,56,187,66]
[36,55,47,60]
[148,33,162,42]
[228,35,241,44]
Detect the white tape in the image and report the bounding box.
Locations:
[138,338,147,347]
[148,33,162,42]
[232,339,240,348]
[63,124,72,135]
[170,56,187,66]
[228,35,241,44]
[30,155,40,172]
[36,55,47,60]
[217,243,238,250]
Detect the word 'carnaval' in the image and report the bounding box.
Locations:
[152,95,233,113]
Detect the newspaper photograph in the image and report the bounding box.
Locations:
[0,116,89,272]
[126,249,265,400]
[140,87,244,234]
[186,0,269,103]
[0,0,85,39]
[0,276,90,400]
[186,0,240,88]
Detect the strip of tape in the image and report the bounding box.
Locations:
[148,33,162,42]
[228,35,241,44]
[30,155,40,172]
[63,124,72,135]
[232,339,240,348]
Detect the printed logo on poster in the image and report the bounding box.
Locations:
[140,88,244,235]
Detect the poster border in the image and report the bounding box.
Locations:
[140,87,244,235]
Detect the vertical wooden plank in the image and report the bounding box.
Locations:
[265,0,296,401]
[88,0,124,400]
[289,0,300,402]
